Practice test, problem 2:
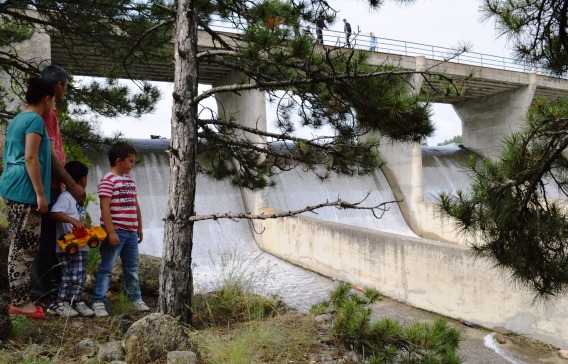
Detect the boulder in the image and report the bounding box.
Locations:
[123,313,190,363]
[75,338,96,358]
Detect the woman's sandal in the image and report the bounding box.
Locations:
[8,304,47,320]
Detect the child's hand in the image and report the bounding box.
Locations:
[108,231,120,246]
[138,227,144,244]
[71,220,88,232]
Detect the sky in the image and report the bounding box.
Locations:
[94,0,512,146]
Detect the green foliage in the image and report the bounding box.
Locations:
[438,98,568,300]
[316,282,461,363]
[0,1,163,134]
[481,0,568,76]
[437,135,463,146]
[9,316,32,340]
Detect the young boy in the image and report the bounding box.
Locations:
[91,141,149,317]
[48,161,95,317]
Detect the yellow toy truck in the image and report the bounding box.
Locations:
[57,226,107,254]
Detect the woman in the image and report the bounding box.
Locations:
[0,77,54,319]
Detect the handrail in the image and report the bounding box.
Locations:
[201,18,537,74]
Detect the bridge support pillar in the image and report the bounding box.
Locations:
[453,73,538,158]
[376,57,426,235]
[213,71,268,214]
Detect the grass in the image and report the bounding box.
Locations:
[190,313,317,364]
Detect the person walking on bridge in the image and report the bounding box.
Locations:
[315,16,327,45]
[343,19,352,47]
[370,32,377,51]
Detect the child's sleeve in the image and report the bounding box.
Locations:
[98,177,114,198]
[51,193,73,215]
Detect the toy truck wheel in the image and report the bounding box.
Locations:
[66,243,78,255]
[88,237,99,248]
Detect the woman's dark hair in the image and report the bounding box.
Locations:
[25,77,55,104]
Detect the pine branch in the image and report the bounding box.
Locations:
[189,195,398,222]
[194,69,430,104]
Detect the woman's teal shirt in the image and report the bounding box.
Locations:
[0,111,51,205]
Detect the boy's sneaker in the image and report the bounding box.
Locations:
[92,301,109,317]
[47,302,79,317]
[131,300,150,312]
[73,301,95,317]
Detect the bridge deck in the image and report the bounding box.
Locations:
[50,30,568,104]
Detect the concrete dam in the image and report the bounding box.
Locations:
[86,139,568,349]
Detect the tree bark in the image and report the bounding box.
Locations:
[159,0,198,324]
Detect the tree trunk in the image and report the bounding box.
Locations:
[159,0,198,324]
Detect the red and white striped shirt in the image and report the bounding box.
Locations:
[98,172,138,231]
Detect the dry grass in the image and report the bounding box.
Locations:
[189,311,321,364]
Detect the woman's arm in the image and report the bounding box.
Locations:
[24,132,48,213]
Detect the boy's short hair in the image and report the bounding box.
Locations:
[64,161,89,183]
[108,141,137,166]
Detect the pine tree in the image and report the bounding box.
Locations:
[440,0,568,300]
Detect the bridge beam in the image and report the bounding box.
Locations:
[213,71,268,214]
[453,73,538,158]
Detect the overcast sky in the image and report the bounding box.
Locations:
[94,0,512,146]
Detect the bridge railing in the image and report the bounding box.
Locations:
[203,19,534,74]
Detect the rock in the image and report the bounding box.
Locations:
[123,313,190,363]
[97,340,124,362]
[308,352,335,362]
[344,350,359,362]
[558,349,568,359]
[0,294,11,340]
[110,361,127,364]
[75,338,96,358]
[314,313,333,325]
[495,333,507,344]
[167,351,197,364]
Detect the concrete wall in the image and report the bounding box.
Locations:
[255,209,568,349]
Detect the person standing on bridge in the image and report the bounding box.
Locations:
[29,65,87,306]
[343,19,352,47]
[369,32,377,52]
[315,16,327,45]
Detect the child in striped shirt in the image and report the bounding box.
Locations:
[91,141,149,317]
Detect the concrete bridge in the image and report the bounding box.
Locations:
[13,24,568,349]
